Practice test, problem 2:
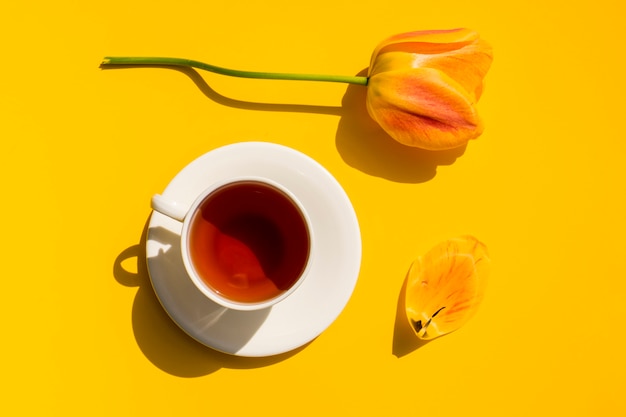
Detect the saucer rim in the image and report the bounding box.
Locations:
[145,142,361,357]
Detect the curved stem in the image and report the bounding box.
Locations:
[101,56,369,86]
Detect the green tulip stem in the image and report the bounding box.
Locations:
[101,56,369,86]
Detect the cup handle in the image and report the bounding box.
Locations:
[151,194,188,222]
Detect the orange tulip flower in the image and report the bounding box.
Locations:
[367,29,493,150]
[102,28,492,150]
[405,236,490,340]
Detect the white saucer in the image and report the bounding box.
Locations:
[146,142,362,357]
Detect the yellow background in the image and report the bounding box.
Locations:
[2,1,624,415]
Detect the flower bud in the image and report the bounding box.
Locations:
[367,29,493,150]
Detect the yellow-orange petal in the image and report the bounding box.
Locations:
[366,66,483,150]
[369,28,479,68]
[405,236,490,340]
[412,39,493,102]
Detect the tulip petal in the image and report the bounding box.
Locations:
[366,29,492,150]
[405,236,490,341]
[370,28,479,68]
[367,66,484,149]
[411,40,493,102]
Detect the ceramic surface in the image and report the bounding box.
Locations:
[146,142,362,356]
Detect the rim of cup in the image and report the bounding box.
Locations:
[179,176,314,311]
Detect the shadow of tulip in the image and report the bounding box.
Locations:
[100,63,344,117]
[100,64,465,183]
[392,274,431,357]
[336,69,467,184]
[112,216,307,377]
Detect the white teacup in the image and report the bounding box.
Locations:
[151,176,313,311]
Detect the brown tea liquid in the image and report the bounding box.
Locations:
[188,181,310,304]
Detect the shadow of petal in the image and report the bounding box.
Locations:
[392,275,431,357]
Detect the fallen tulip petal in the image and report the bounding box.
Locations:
[405,236,490,340]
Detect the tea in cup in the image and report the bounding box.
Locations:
[151,177,312,311]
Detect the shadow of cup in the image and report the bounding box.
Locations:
[113,217,306,377]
